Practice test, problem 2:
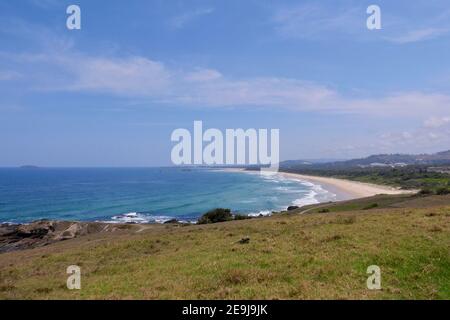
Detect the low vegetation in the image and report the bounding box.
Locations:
[197,208,252,224]
[0,194,448,299]
[197,208,233,224]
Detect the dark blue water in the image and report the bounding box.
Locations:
[0,168,334,224]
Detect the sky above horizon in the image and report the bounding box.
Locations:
[1,0,450,166]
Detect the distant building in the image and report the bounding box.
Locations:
[358,162,408,168]
[428,167,450,174]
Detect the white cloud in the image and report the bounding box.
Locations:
[272,4,361,39]
[385,28,449,44]
[0,70,22,81]
[343,92,450,117]
[375,116,450,152]
[424,116,450,128]
[271,3,450,44]
[28,0,60,9]
[4,49,450,117]
[67,56,171,96]
[174,77,338,110]
[185,68,222,82]
[168,8,214,29]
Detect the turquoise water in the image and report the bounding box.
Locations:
[0,168,335,224]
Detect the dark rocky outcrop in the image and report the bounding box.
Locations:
[163,219,180,224]
[238,237,250,244]
[287,206,299,211]
[0,220,127,253]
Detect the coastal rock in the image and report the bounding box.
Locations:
[164,219,180,224]
[238,237,250,244]
[287,206,300,211]
[0,223,19,237]
[0,220,124,253]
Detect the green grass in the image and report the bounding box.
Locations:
[299,194,414,214]
[0,195,449,300]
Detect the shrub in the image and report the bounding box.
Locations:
[335,216,356,224]
[318,208,330,213]
[436,187,450,195]
[363,203,378,210]
[197,208,232,224]
[419,188,433,196]
[233,214,252,221]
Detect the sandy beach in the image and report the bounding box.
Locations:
[279,172,415,200]
[224,168,415,201]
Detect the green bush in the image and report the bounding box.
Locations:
[233,214,252,220]
[363,203,379,210]
[436,187,450,195]
[197,208,232,224]
[419,188,433,196]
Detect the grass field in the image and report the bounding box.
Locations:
[0,195,449,299]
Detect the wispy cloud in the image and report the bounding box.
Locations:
[271,2,450,44]
[329,116,450,156]
[5,48,450,119]
[168,8,214,29]
[272,4,361,40]
[0,70,22,81]
[28,0,60,9]
[377,117,450,152]
[68,56,171,96]
[385,27,450,44]
[424,116,450,128]
[185,68,223,82]
[2,18,450,118]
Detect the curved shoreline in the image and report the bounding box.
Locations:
[224,168,415,203]
[278,172,415,201]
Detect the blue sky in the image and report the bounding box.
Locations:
[1,0,450,166]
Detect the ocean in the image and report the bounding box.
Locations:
[0,167,336,224]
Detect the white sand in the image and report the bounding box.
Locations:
[222,168,415,201]
[278,172,415,200]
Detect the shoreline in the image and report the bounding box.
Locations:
[1,169,417,252]
[278,171,415,201]
[1,168,416,228]
[223,168,415,202]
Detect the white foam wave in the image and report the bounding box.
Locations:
[105,212,193,224]
[292,182,337,207]
[248,210,272,217]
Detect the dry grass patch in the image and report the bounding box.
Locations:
[0,202,449,299]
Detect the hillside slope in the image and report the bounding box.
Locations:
[0,195,449,299]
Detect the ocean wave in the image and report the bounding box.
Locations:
[292,183,337,207]
[104,212,194,224]
[292,190,320,206]
[274,186,306,193]
[247,210,272,217]
[247,171,337,211]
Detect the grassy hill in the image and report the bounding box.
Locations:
[0,194,449,299]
